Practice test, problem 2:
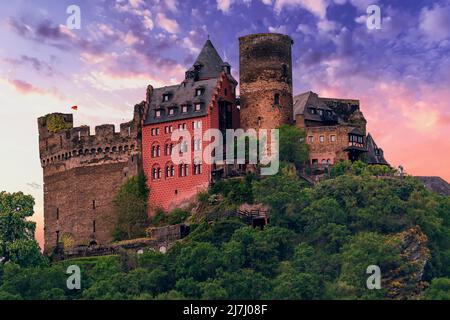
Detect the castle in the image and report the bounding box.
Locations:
[38,33,388,255]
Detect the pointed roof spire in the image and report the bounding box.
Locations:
[190,38,225,80]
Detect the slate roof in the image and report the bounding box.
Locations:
[144,40,235,125]
[293,91,339,124]
[186,40,226,80]
[365,133,389,165]
[144,78,218,125]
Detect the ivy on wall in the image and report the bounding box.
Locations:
[45,114,71,133]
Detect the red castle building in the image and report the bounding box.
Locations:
[142,40,240,214]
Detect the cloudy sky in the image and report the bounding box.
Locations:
[0,0,449,247]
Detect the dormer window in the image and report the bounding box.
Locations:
[195,88,204,97]
[181,105,188,113]
[194,103,202,112]
[155,110,162,118]
[309,108,316,114]
[168,107,175,116]
[163,94,171,102]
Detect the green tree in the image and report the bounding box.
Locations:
[0,191,45,267]
[201,279,228,300]
[424,278,450,300]
[175,242,225,281]
[219,269,271,300]
[337,232,402,299]
[0,263,67,300]
[270,262,323,300]
[112,172,150,240]
[278,124,309,167]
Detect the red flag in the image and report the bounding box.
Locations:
[71,106,78,111]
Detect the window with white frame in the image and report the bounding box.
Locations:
[152,145,161,158]
[179,163,189,177]
[193,121,202,130]
[165,143,173,156]
[152,167,162,180]
[166,165,175,178]
[193,160,202,175]
[194,139,202,151]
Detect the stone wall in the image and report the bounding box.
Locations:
[38,105,145,255]
[299,124,352,164]
[239,33,294,130]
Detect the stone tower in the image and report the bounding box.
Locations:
[239,33,294,130]
[38,105,145,255]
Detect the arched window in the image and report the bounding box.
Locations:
[152,144,161,158]
[179,163,189,177]
[165,163,175,178]
[152,165,162,180]
[178,139,188,154]
[165,142,173,156]
[193,158,202,175]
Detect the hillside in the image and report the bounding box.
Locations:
[1,160,450,300]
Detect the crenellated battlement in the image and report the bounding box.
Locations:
[38,103,146,177]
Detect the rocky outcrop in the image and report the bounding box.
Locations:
[384,227,430,299]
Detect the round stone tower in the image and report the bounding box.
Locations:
[239,33,294,130]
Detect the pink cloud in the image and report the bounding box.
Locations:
[8,79,45,95]
[315,80,450,182]
[156,13,180,34]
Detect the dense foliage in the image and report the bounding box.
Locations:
[0,191,45,267]
[112,172,150,241]
[1,161,450,300]
[277,124,309,168]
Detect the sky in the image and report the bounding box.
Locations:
[0,0,449,248]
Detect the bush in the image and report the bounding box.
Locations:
[112,172,149,240]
